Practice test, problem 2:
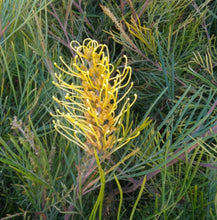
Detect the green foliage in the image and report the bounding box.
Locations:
[1,0,217,219]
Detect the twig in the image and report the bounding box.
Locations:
[0,21,10,38]
[192,161,217,169]
[138,0,152,19]
[49,3,75,57]
[127,0,137,23]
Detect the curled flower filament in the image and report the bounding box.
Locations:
[52,38,150,155]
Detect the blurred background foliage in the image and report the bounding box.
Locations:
[0,0,217,219]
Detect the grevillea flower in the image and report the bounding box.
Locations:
[52,38,150,155]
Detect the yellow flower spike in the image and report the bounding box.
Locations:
[52,38,151,155]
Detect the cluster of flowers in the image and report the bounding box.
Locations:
[52,39,149,155]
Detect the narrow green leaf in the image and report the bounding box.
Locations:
[129,176,146,220]
[114,174,123,220]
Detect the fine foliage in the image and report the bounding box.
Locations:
[1,0,217,219]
